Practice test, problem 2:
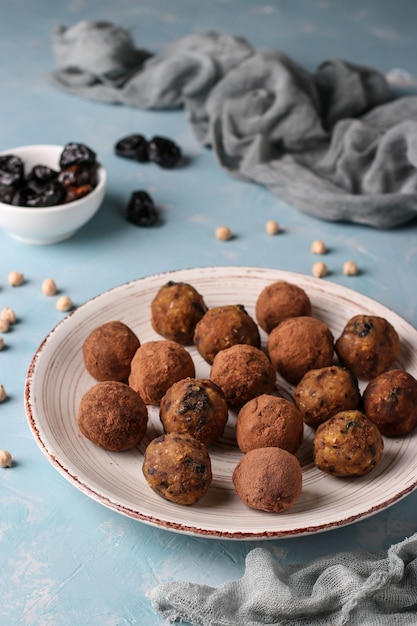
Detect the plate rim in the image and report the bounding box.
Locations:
[24,265,417,539]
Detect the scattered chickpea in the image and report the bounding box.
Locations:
[0,319,9,333]
[311,240,327,254]
[42,278,57,296]
[0,450,12,468]
[215,226,233,241]
[8,271,24,287]
[56,295,74,312]
[0,336,4,351]
[1,306,16,325]
[343,260,359,276]
[312,261,328,278]
[265,220,280,235]
[0,384,6,402]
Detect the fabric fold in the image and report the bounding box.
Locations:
[48,20,417,228]
[148,533,417,625]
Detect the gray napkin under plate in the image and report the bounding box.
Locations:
[148,533,417,625]
[48,20,417,227]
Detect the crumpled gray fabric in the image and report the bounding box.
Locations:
[148,532,417,625]
[48,20,417,228]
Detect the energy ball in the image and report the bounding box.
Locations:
[193,304,260,365]
[267,316,334,385]
[77,381,148,451]
[128,340,195,405]
[233,447,302,512]
[151,281,208,345]
[363,369,417,437]
[160,378,228,445]
[210,344,276,411]
[142,433,212,505]
[313,410,383,477]
[236,394,304,454]
[83,320,140,382]
[255,280,312,334]
[294,365,361,428]
[335,314,400,380]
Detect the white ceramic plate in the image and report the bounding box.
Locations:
[25,267,417,539]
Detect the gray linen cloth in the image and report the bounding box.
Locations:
[48,20,417,228]
[148,532,417,625]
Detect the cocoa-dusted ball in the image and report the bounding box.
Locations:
[160,378,228,445]
[142,432,212,505]
[313,410,383,477]
[77,381,148,451]
[210,344,276,411]
[255,280,312,334]
[193,304,260,365]
[236,394,303,454]
[294,365,361,428]
[151,281,208,345]
[233,447,302,512]
[267,316,334,385]
[335,314,400,380]
[82,320,140,382]
[128,340,195,405]
[363,369,417,437]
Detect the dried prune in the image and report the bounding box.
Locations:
[147,136,182,169]
[59,143,96,169]
[0,143,98,208]
[126,190,158,227]
[64,184,93,203]
[115,134,149,162]
[26,165,59,194]
[58,164,97,188]
[0,185,15,203]
[12,180,66,207]
[0,155,24,187]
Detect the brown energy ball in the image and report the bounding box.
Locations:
[77,381,148,451]
[193,304,260,365]
[160,378,228,445]
[335,314,400,380]
[267,316,334,385]
[82,320,140,382]
[236,394,304,454]
[363,369,417,437]
[233,447,302,512]
[294,365,361,428]
[128,340,195,405]
[255,280,312,334]
[210,344,276,410]
[151,281,208,345]
[142,433,212,505]
[313,410,383,477]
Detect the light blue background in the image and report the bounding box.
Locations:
[1,2,417,624]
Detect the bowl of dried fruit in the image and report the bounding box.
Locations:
[0,143,106,244]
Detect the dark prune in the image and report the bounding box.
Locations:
[58,164,97,188]
[0,185,15,203]
[0,155,24,187]
[126,190,158,227]
[26,165,59,195]
[147,136,182,168]
[12,181,66,207]
[115,134,149,162]
[64,184,93,203]
[59,143,96,169]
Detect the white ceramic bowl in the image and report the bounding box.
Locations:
[0,144,107,244]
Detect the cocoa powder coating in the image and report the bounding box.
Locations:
[128,340,195,405]
[77,380,148,451]
[233,447,302,512]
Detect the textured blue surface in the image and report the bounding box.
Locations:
[1,2,417,625]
